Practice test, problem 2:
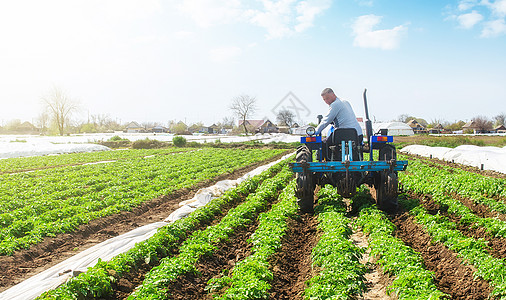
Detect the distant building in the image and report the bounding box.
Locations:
[462,121,480,134]
[18,121,38,133]
[494,125,506,133]
[125,121,145,133]
[428,123,445,134]
[151,126,167,133]
[407,119,426,133]
[373,122,414,136]
[238,119,278,133]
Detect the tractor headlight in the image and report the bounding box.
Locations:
[306,126,316,136]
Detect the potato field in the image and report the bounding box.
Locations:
[0,147,505,300]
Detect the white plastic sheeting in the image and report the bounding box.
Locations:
[0,134,299,159]
[0,141,110,159]
[0,222,166,300]
[372,122,414,136]
[400,145,506,174]
[0,152,293,300]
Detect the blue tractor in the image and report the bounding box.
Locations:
[289,89,408,213]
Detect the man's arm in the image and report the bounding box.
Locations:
[315,103,339,135]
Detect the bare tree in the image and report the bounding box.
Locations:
[221,116,235,129]
[396,114,411,123]
[428,118,445,128]
[42,87,79,136]
[230,95,257,134]
[472,115,493,133]
[494,112,506,126]
[35,111,50,134]
[276,108,295,127]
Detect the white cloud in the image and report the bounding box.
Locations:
[352,15,407,50]
[177,0,331,39]
[451,0,506,37]
[294,0,332,33]
[209,46,242,62]
[457,10,484,28]
[481,18,506,36]
[488,0,506,17]
[458,0,479,11]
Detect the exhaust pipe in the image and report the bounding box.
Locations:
[363,89,373,144]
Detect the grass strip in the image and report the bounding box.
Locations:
[303,185,366,300]
[36,159,288,299]
[400,197,506,298]
[205,179,299,299]
[356,200,448,300]
[129,166,294,299]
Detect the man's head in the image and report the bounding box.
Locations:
[321,88,336,105]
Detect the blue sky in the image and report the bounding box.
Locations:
[0,0,505,127]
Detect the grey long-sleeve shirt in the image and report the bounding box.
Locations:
[315,97,363,136]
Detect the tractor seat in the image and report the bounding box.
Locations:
[325,128,362,161]
[327,128,361,146]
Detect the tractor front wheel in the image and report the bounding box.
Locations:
[295,145,315,214]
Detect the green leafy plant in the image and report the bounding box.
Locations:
[172,136,187,147]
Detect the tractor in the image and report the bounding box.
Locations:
[289,89,408,213]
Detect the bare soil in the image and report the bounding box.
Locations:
[350,227,393,300]
[268,214,319,300]
[392,212,491,299]
[412,191,506,259]
[162,221,258,300]
[0,152,287,292]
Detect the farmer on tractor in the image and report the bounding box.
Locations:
[290,88,408,213]
[316,88,363,141]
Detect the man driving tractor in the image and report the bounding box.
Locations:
[291,88,407,213]
[316,88,363,142]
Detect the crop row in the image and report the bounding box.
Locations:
[400,162,506,238]
[401,198,506,298]
[206,179,299,299]
[304,185,366,299]
[0,148,284,255]
[398,154,506,207]
[130,166,294,299]
[0,147,191,173]
[37,157,290,299]
[356,201,447,299]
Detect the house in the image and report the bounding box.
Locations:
[209,124,220,134]
[151,126,167,133]
[125,121,145,133]
[428,123,445,134]
[462,121,480,134]
[276,121,290,134]
[18,121,38,133]
[407,119,426,133]
[238,119,279,133]
[494,125,506,133]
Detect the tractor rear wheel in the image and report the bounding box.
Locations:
[375,171,398,212]
[295,145,314,214]
[376,144,399,212]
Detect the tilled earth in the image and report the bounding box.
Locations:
[0,152,287,292]
[2,152,503,300]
